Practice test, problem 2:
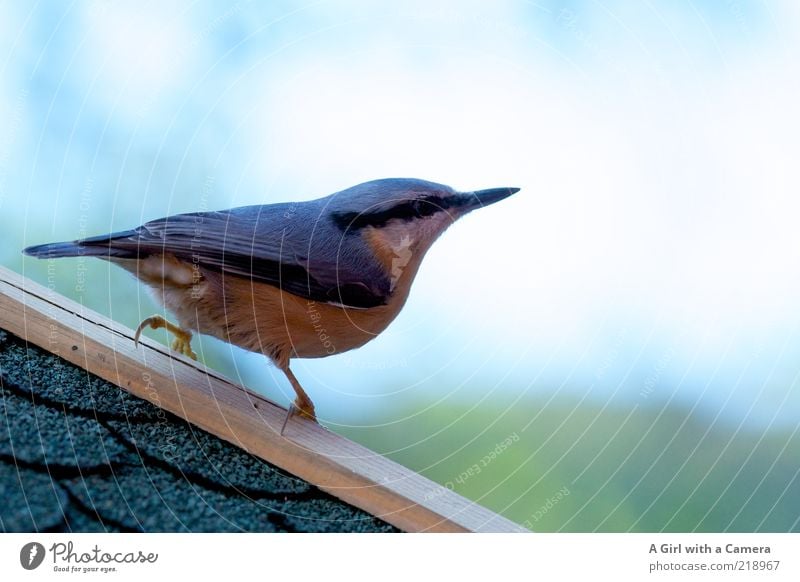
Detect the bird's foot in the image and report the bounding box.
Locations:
[170,335,198,360]
[280,398,318,436]
[134,315,197,360]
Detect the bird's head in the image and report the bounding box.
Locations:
[329,178,519,254]
[326,178,519,295]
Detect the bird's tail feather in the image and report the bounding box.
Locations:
[23,240,129,259]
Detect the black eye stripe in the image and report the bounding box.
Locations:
[332,195,456,231]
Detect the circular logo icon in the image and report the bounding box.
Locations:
[20,542,46,570]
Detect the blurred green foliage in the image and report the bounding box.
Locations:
[341,397,800,532]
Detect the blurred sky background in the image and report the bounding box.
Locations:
[1,0,799,531]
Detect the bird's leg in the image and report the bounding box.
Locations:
[134,315,197,360]
[279,366,318,435]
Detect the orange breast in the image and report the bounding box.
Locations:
[136,262,412,367]
[123,239,421,367]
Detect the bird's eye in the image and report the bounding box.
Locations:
[410,198,440,218]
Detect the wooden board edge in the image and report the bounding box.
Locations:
[0,265,528,533]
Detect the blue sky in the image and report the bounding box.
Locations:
[2,1,799,430]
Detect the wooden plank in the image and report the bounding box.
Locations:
[0,265,527,533]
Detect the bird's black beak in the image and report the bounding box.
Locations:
[461,187,520,209]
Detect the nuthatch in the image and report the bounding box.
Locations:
[24,178,519,432]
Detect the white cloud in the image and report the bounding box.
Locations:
[79,2,196,121]
[234,2,800,425]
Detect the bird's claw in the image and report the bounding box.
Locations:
[133,316,158,348]
[280,399,318,436]
[170,337,198,360]
[134,315,197,360]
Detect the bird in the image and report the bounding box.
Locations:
[23,178,519,433]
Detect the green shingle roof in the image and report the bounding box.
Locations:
[0,329,396,532]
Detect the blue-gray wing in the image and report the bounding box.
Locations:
[76,204,391,308]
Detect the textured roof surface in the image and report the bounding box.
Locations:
[0,329,396,532]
